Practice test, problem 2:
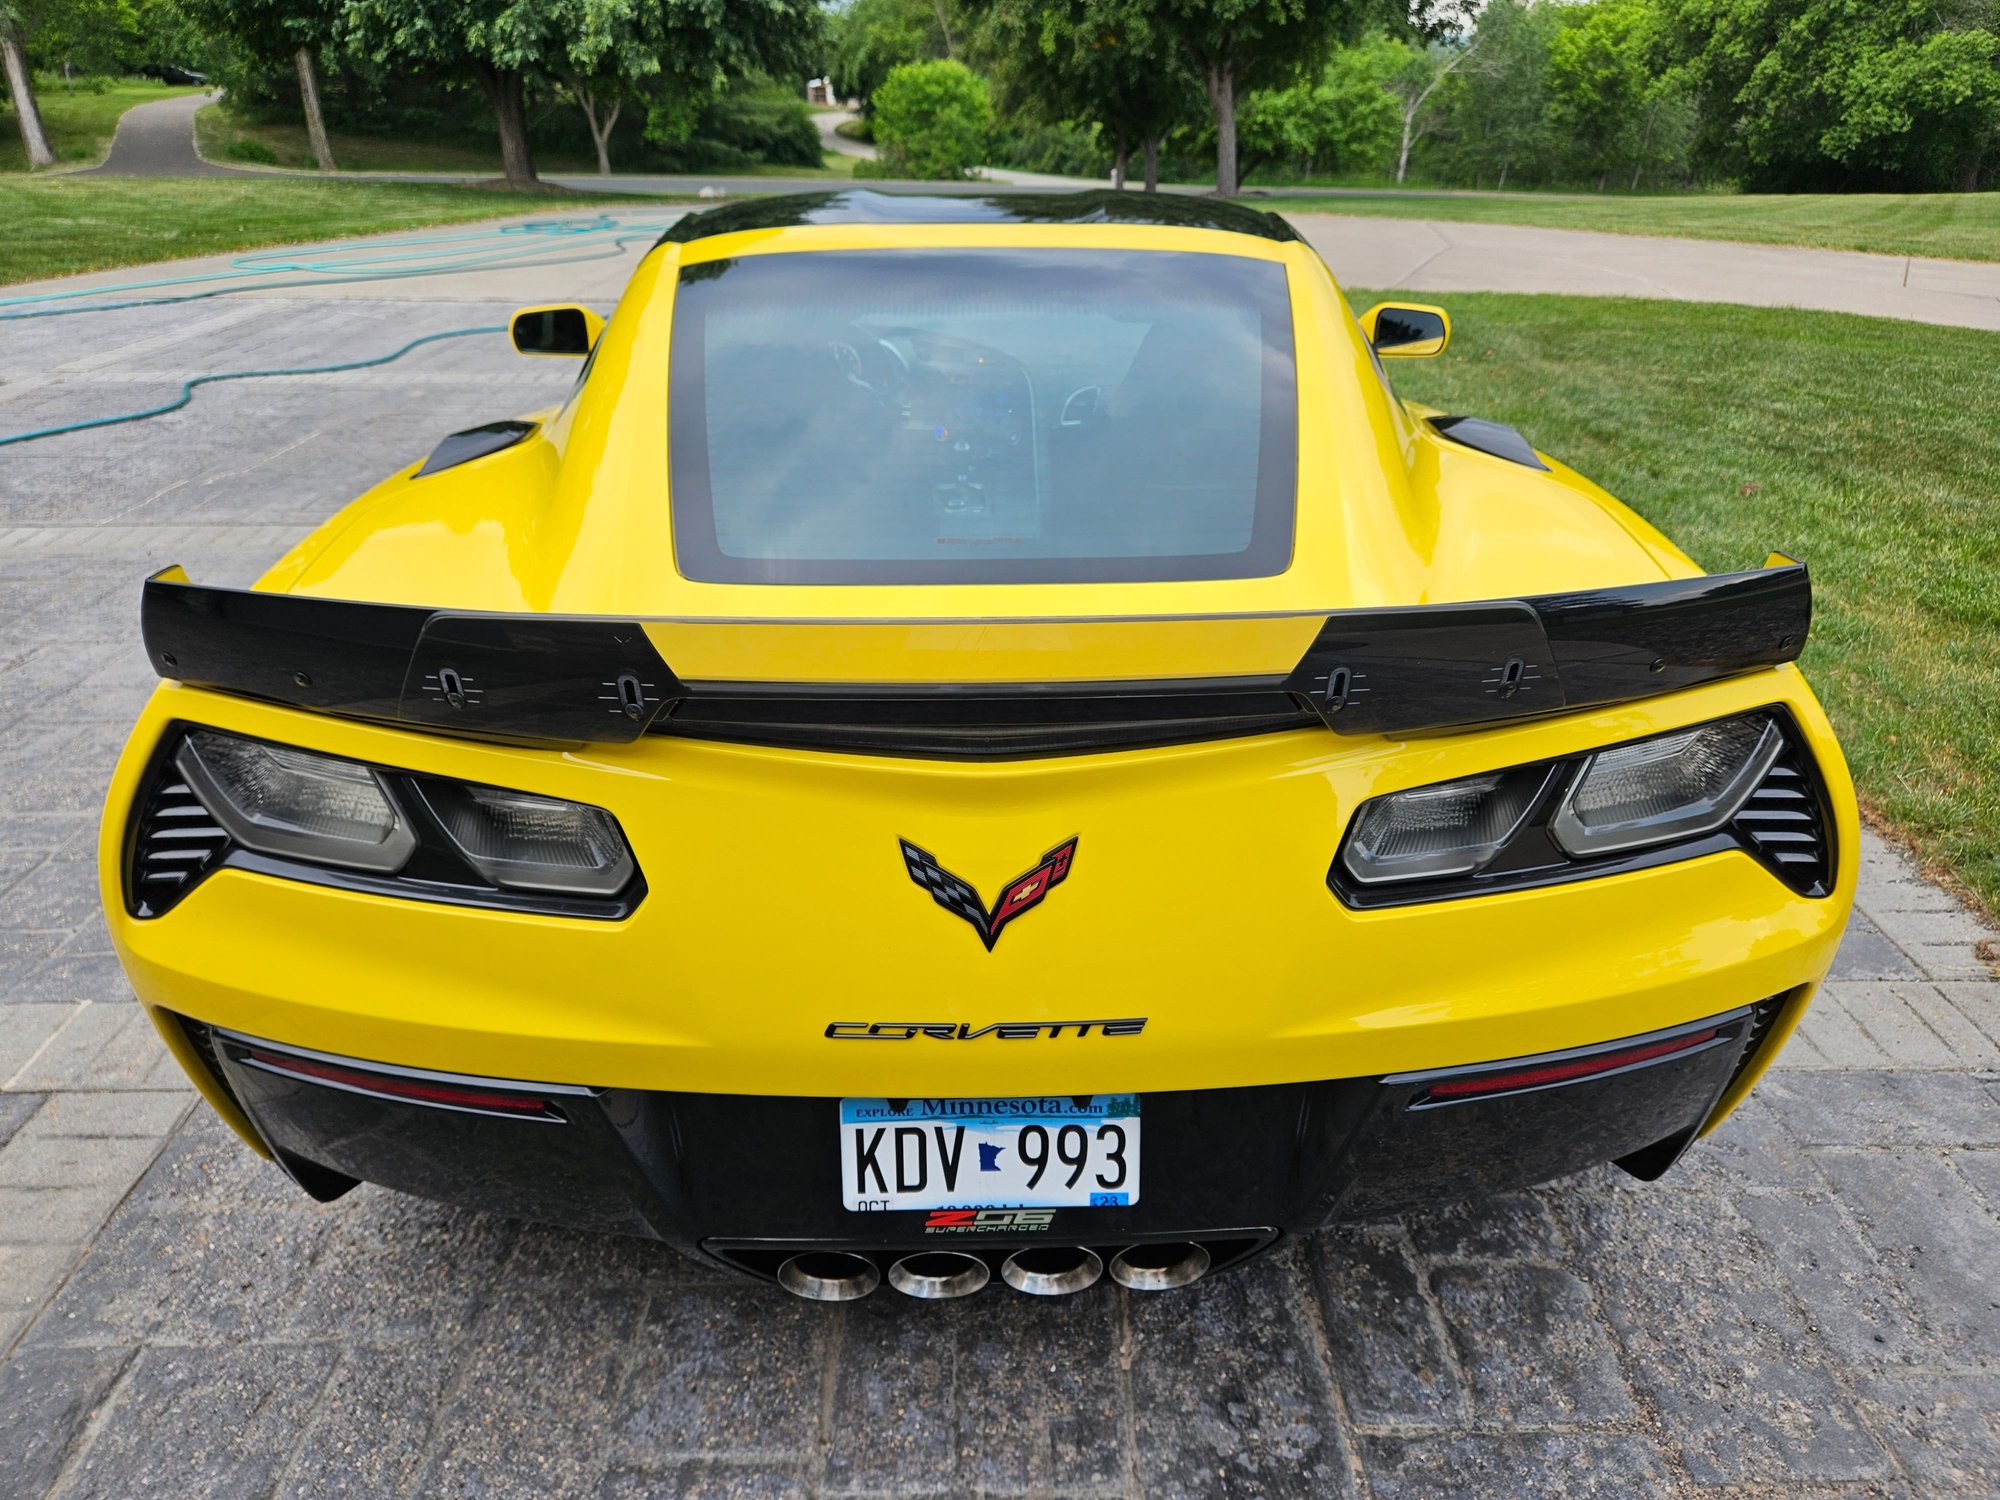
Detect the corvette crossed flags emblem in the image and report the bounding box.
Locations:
[899,836,1078,951]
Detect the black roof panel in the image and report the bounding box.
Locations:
[659,189,1301,247]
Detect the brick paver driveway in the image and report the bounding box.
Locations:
[2,237,1997,1498]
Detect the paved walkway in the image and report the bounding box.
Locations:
[81,91,241,179]
[0,227,1996,1498]
[814,108,872,161]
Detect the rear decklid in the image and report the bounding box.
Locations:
[143,196,1813,753]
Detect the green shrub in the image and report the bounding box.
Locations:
[33,72,113,94]
[224,137,280,165]
[697,82,822,168]
[834,116,872,144]
[860,59,990,180]
[988,120,1106,177]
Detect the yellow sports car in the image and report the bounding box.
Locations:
[102,191,1855,1303]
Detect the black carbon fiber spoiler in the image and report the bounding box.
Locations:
[1279,558,1810,735]
[140,566,682,745]
[139,559,1808,747]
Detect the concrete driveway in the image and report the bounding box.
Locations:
[1,224,1997,1498]
[1289,214,2000,333]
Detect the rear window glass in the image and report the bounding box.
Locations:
[667,249,1297,585]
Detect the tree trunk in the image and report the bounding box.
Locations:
[1396,104,1417,184]
[2,28,55,170]
[1957,147,1983,192]
[1497,155,1509,191]
[571,85,621,176]
[295,47,336,172]
[1206,60,1237,196]
[474,62,538,188]
[1142,135,1160,192]
[1111,128,1128,190]
[592,96,619,176]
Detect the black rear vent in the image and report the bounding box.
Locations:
[1732,736,1833,896]
[654,681,1322,760]
[1713,990,1794,1109]
[128,768,232,916]
[175,1013,251,1121]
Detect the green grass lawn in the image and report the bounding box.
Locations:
[0,78,199,173]
[1264,190,2000,264]
[0,177,692,285]
[1354,288,2000,917]
[195,103,856,179]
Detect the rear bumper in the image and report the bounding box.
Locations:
[106,668,1855,1104]
[177,997,1790,1285]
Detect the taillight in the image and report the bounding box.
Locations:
[240,1046,570,1122]
[1414,1027,1722,1106]
[129,724,643,919]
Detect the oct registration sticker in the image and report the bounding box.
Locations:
[841,1094,1140,1211]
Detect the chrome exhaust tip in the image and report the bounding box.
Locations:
[1109,1241,1211,1292]
[777,1251,880,1302]
[887,1251,990,1300]
[1001,1245,1104,1297]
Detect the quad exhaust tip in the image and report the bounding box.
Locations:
[1001,1245,1104,1297]
[778,1242,1215,1301]
[888,1250,991,1299]
[778,1250,880,1302]
[1109,1241,1211,1291]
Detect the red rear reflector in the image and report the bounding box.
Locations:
[1423,1028,1721,1103]
[244,1047,561,1118]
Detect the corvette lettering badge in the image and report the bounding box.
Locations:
[900,835,1077,950]
[825,1018,1147,1040]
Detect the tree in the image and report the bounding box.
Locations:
[34,0,136,82]
[985,0,1197,189]
[1383,34,1475,183]
[1544,0,1660,189]
[857,55,991,177]
[342,0,542,184]
[1152,0,1358,196]
[2,0,131,166]
[1431,0,1555,189]
[1822,27,2000,190]
[344,0,817,188]
[562,67,628,175]
[124,0,217,78]
[1235,34,1400,182]
[1655,0,2000,191]
[0,9,55,169]
[541,0,819,176]
[182,0,343,169]
[831,0,956,108]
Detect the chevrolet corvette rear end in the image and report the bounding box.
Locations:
[101,192,1856,1301]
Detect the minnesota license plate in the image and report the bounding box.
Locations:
[840,1094,1141,1211]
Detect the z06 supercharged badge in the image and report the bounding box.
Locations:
[923,1209,1057,1234]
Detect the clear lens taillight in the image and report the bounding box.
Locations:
[176,730,414,873]
[421,783,635,895]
